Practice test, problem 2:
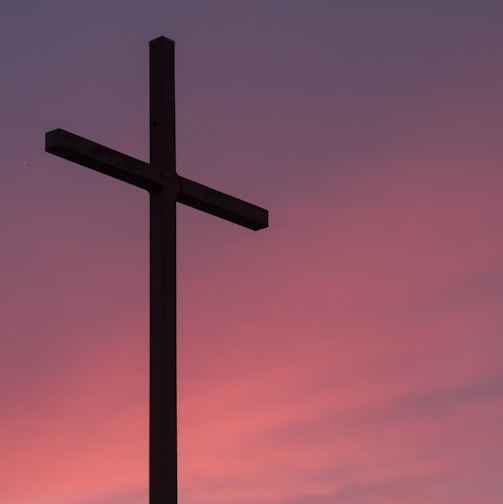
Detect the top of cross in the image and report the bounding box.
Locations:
[45,36,268,230]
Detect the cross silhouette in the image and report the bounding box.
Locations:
[45,36,268,504]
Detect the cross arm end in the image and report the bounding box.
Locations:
[178,176,268,231]
[45,129,162,191]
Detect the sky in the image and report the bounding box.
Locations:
[1,1,503,503]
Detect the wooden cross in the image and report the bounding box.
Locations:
[45,36,268,504]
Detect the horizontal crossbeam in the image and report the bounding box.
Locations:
[178,177,268,230]
[45,129,164,190]
[45,128,268,230]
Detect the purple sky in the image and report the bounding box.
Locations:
[1,2,503,503]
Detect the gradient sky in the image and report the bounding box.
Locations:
[1,1,503,503]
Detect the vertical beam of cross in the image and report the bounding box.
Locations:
[149,37,177,504]
[44,36,268,504]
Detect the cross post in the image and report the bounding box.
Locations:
[45,36,268,504]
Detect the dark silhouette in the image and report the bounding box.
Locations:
[45,36,268,504]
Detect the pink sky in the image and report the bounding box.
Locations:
[1,2,502,503]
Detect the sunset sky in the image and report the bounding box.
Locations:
[1,1,503,503]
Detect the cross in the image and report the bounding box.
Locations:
[45,36,268,504]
